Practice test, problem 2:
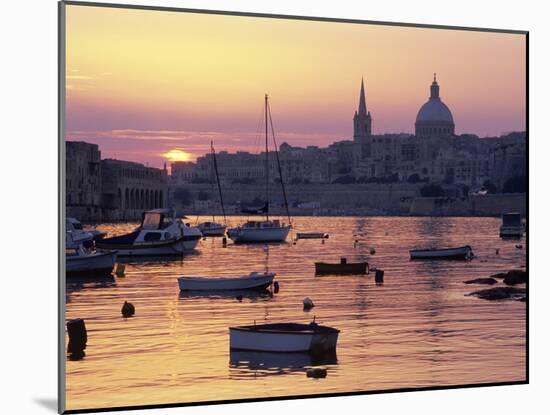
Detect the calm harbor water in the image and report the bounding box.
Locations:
[65,216,526,411]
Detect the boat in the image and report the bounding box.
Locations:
[499,212,525,238]
[229,320,340,353]
[297,232,329,239]
[67,217,106,241]
[96,208,202,256]
[178,272,275,291]
[409,245,474,260]
[227,94,292,243]
[314,259,368,275]
[228,220,290,243]
[66,234,117,277]
[198,142,228,237]
[198,221,226,237]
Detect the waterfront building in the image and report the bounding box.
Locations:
[66,141,102,221]
[101,159,168,220]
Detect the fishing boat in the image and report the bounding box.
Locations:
[66,234,117,277]
[229,320,340,353]
[409,245,474,260]
[227,94,292,243]
[178,272,275,291]
[96,208,202,256]
[198,142,227,237]
[499,212,525,237]
[314,259,368,275]
[297,232,329,239]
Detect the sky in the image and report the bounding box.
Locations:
[65,4,526,168]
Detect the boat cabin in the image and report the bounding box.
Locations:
[502,212,522,227]
[243,220,282,228]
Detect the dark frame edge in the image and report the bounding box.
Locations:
[58,1,67,414]
[61,0,528,35]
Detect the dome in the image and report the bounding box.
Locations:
[416,99,454,124]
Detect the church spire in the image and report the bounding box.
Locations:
[358,77,367,115]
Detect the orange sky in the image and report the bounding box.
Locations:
[65,4,526,167]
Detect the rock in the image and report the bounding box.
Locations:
[121,301,135,317]
[306,368,327,378]
[490,272,508,280]
[503,270,527,286]
[464,277,498,285]
[303,297,315,311]
[467,287,526,301]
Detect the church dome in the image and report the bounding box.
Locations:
[416,99,454,124]
[415,74,455,138]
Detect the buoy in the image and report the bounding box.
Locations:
[222,237,227,248]
[495,248,500,255]
[303,297,315,311]
[121,301,135,318]
[236,295,243,302]
[369,247,376,255]
[321,239,325,244]
[67,318,87,358]
[273,281,280,293]
[306,368,327,378]
[354,240,358,248]
[340,257,347,265]
[115,263,125,277]
[375,269,384,284]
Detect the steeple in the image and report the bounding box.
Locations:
[430,73,440,99]
[358,77,367,115]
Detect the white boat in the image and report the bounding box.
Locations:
[409,245,474,260]
[66,241,117,277]
[228,220,290,243]
[198,221,226,236]
[178,271,275,291]
[227,94,292,243]
[96,208,202,256]
[229,321,340,353]
[499,212,525,237]
[67,217,106,241]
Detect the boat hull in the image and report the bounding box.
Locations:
[230,323,339,353]
[228,226,290,243]
[409,245,473,260]
[96,235,200,256]
[178,272,275,291]
[499,226,525,237]
[66,250,117,277]
[199,227,226,237]
[314,262,368,275]
[297,233,329,239]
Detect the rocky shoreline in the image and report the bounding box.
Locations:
[465,270,527,301]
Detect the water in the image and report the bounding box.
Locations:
[65,216,526,411]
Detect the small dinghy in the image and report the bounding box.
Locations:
[178,272,275,291]
[315,258,368,275]
[409,245,474,260]
[229,320,339,353]
[296,232,329,239]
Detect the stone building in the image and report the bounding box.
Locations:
[66,141,102,221]
[171,161,198,184]
[101,159,168,220]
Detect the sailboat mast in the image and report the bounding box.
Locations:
[265,93,269,221]
[211,141,227,224]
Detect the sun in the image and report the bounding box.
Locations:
[162,149,193,162]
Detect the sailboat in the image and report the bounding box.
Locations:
[227,94,292,243]
[198,141,227,237]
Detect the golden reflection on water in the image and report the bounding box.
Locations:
[65,216,526,410]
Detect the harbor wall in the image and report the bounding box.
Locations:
[409,193,526,216]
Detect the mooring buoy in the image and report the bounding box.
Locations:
[121,301,135,318]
